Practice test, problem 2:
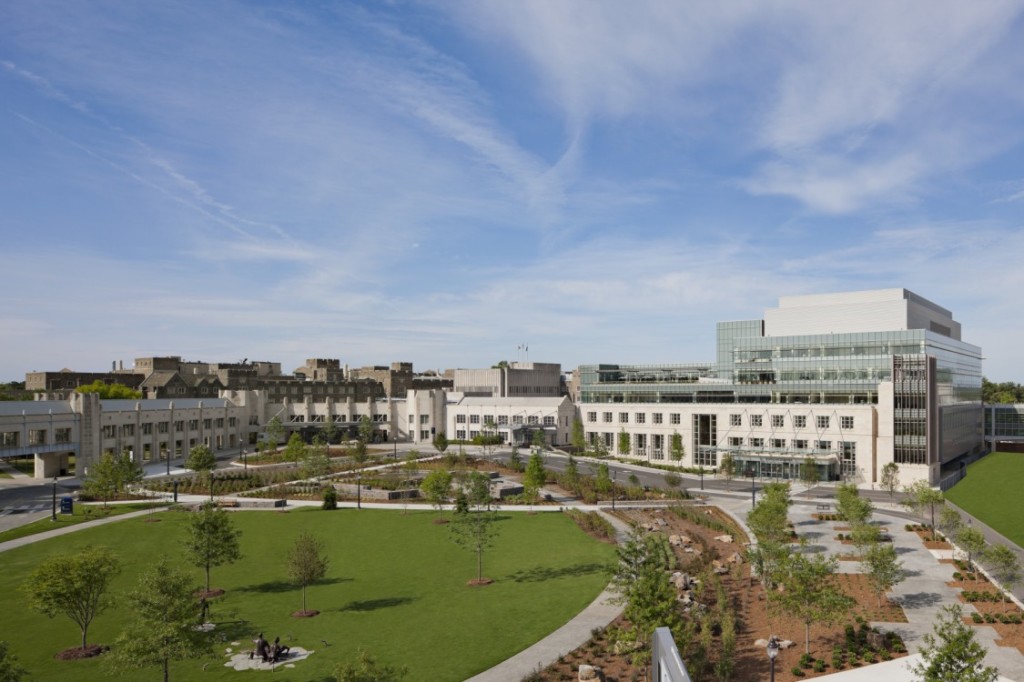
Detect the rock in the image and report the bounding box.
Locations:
[726,551,744,564]
[712,559,728,574]
[679,535,693,545]
[656,517,668,526]
[579,664,605,681]
[669,534,682,546]
[867,631,886,650]
[714,534,734,543]
[780,639,795,650]
[754,638,768,648]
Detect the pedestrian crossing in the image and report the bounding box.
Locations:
[0,503,49,516]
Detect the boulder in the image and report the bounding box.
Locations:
[714,534,734,543]
[579,664,605,681]
[669,534,683,546]
[726,551,744,564]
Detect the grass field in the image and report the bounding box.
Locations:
[0,502,169,543]
[946,451,1024,547]
[0,507,615,682]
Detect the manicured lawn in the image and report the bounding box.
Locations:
[946,451,1024,547]
[0,502,169,543]
[0,508,615,682]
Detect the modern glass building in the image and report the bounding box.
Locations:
[579,289,984,487]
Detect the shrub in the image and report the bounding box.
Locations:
[791,666,806,677]
[800,652,813,668]
[972,612,984,623]
[322,486,338,510]
[892,641,906,653]
[953,571,963,581]
[880,649,892,661]
[984,613,996,623]
[813,659,827,673]
[832,651,845,670]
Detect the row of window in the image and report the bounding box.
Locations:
[454,414,557,426]
[1,428,75,447]
[586,411,855,430]
[100,416,241,439]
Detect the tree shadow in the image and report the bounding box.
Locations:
[339,596,417,612]
[894,546,917,556]
[800,531,824,540]
[236,577,351,594]
[506,562,610,583]
[897,591,943,608]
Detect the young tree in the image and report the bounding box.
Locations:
[286,532,330,615]
[82,451,120,507]
[571,417,586,454]
[450,474,500,584]
[595,463,612,504]
[507,448,523,472]
[663,471,682,494]
[0,641,28,682]
[772,551,854,653]
[22,546,120,652]
[114,449,143,495]
[880,462,900,505]
[956,526,988,571]
[420,469,453,521]
[747,489,791,545]
[302,439,331,479]
[334,649,408,682]
[352,438,369,464]
[185,444,217,474]
[799,456,820,489]
[283,432,306,464]
[669,431,684,464]
[523,451,547,503]
[105,558,210,682]
[910,604,998,682]
[617,428,631,456]
[939,506,964,539]
[983,544,1022,603]
[264,416,285,452]
[358,415,375,444]
[903,481,945,540]
[531,428,546,450]
[184,502,243,594]
[611,529,684,650]
[563,455,581,494]
[863,542,905,608]
[322,417,340,445]
[718,453,736,491]
[432,431,448,455]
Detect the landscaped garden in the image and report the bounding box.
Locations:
[946,451,1024,547]
[0,507,615,681]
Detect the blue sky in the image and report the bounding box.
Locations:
[2,1,1024,381]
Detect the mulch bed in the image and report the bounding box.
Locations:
[196,588,226,599]
[291,610,319,618]
[55,644,107,660]
[467,578,494,587]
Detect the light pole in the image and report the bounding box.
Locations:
[748,466,756,509]
[242,448,248,471]
[210,474,215,502]
[767,635,779,682]
[699,466,704,490]
[612,471,617,511]
[51,475,58,522]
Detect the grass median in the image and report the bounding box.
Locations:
[946,451,1024,547]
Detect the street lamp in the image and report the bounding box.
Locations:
[242,448,248,471]
[612,471,617,511]
[767,635,780,682]
[51,475,58,522]
[747,466,756,509]
[210,474,215,502]
[699,465,704,490]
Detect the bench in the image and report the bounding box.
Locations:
[816,504,831,511]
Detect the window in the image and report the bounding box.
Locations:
[587,411,597,423]
[158,422,169,434]
[229,417,237,428]
[670,413,681,425]
[289,415,305,423]
[793,439,808,450]
[409,415,415,424]
[635,413,645,424]
[653,413,663,424]
[730,414,742,426]
[456,430,466,440]
[54,428,72,444]
[841,442,857,478]
[751,415,763,427]
[603,412,613,423]
[513,415,523,424]
[456,414,466,424]
[816,440,832,451]
[420,415,429,424]
[203,419,212,430]
[841,416,854,429]
[498,415,508,425]
[528,416,539,425]
[121,424,135,437]
[817,416,830,429]
[750,438,764,448]
[543,416,555,426]
[470,414,480,424]
[619,412,629,424]
[175,420,185,432]
[142,422,153,435]
[635,434,647,450]
[420,430,430,440]
[188,419,199,430]
[728,437,743,447]
[771,415,785,428]
[102,425,116,438]
[482,416,494,426]
[794,415,807,429]
[216,418,225,428]
[771,438,785,449]
[1,431,18,447]
[29,429,47,445]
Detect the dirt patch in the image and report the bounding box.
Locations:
[291,610,319,618]
[196,588,226,599]
[432,518,449,525]
[143,518,162,523]
[467,578,494,587]
[55,644,108,660]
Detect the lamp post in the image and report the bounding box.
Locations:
[210,474,215,502]
[748,466,756,509]
[767,635,779,682]
[612,471,617,511]
[51,475,58,522]
[242,448,248,471]
[357,470,362,510]
[699,466,704,490]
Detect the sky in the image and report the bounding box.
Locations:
[2,1,1024,382]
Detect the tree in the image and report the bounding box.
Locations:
[617,428,630,456]
[747,488,791,545]
[420,469,453,521]
[264,416,285,451]
[669,431,684,463]
[910,604,998,682]
[531,428,546,449]
[663,471,682,493]
[352,438,368,464]
[835,483,873,527]
[0,641,27,682]
[286,532,329,615]
[75,380,141,399]
[185,444,216,474]
[571,418,586,453]
[81,451,121,507]
[880,462,900,505]
[432,431,448,454]
[184,502,243,594]
[863,542,905,608]
[563,455,581,494]
[903,481,945,540]
[595,463,612,504]
[450,474,500,584]
[983,544,1022,602]
[719,453,736,491]
[956,526,987,571]
[303,439,331,479]
[799,456,820,489]
[772,551,854,653]
[611,529,684,651]
[22,546,120,651]
[105,558,210,682]
[523,451,547,503]
[358,415,375,444]
[283,432,306,464]
[939,506,964,539]
[322,417,339,445]
[334,649,408,682]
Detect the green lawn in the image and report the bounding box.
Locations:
[946,451,1024,547]
[0,502,169,544]
[0,508,615,682]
